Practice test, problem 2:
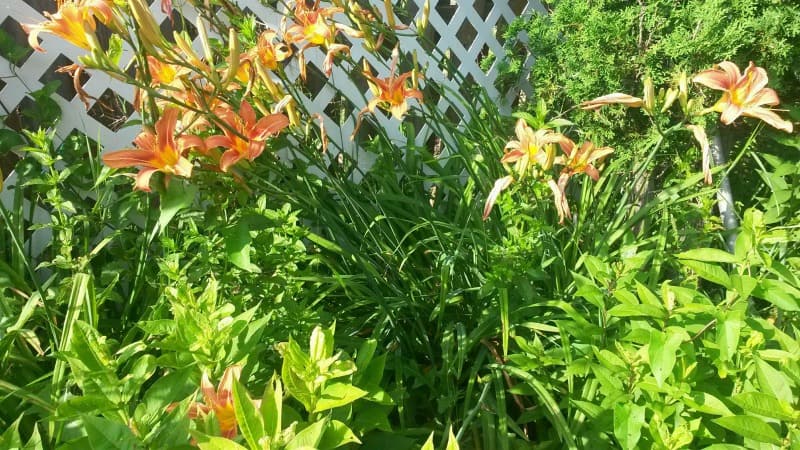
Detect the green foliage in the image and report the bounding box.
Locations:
[3,1,800,449]
[499,206,800,448]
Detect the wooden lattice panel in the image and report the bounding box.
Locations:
[0,0,542,257]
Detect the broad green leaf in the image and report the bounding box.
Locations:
[730,275,759,300]
[751,279,800,311]
[636,282,662,307]
[260,375,282,439]
[233,379,264,449]
[355,339,377,372]
[716,310,743,363]
[572,271,605,309]
[713,415,782,445]
[570,400,605,418]
[648,329,683,387]
[0,417,22,448]
[223,221,260,273]
[353,402,393,433]
[82,416,140,449]
[613,289,638,306]
[357,354,387,391]
[680,260,732,288]
[195,435,248,450]
[702,445,746,449]
[309,324,334,362]
[608,304,667,319]
[730,392,796,421]
[286,419,327,450]
[318,420,361,449]
[313,383,368,412]
[676,248,740,263]
[421,432,436,450]
[0,129,25,154]
[445,426,460,450]
[683,392,733,416]
[594,348,627,372]
[158,180,198,230]
[279,339,313,411]
[755,357,793,403]
[614,403,645,450]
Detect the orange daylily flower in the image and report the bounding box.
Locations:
[482,120,566,220]
[500,119,566,175]
[188,365,241,439]
[580,93,644,111]
[693,61,793,132]
[146,55,188,86]
[102,107,200,192]
[232,30,292,86]
[21,0,112,52]
[353,47,423,138]
[205,100,290,172]
[284,0,362,79]
[55,63,93,109]
[251,29,292,71]
[555,139,614,183]
[550,139,614,223]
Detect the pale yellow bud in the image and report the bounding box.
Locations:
[642,75,655,115]
[129,0,164,50]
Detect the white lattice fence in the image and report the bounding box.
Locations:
[0,0,542,256]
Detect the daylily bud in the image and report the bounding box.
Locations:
[129,0,164,50]
[384,0,396,28]
[417,0,430,36]
[196,16,218,84]
[412,50,420,90]
[174,31,210,75]
[661,88,678,113]
[224,27,240,85]
[642,75,655,115]
[541,143,556,171]
[678,71,688,112]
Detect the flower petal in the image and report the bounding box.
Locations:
[547,177,570,224]
[686,124,712,185]
[102,149,156,168]
[742,107,794,133]
[482,175,513,220]
[719,102,743,125]
[580,93,643,110]
[134,167,158,192]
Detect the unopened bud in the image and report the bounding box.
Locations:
[661,88,678,113]
[678,71,688,113]
[642,75,655,115]
[224,27,240,85]
[129,0,164,50]
[417,0,430,36]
